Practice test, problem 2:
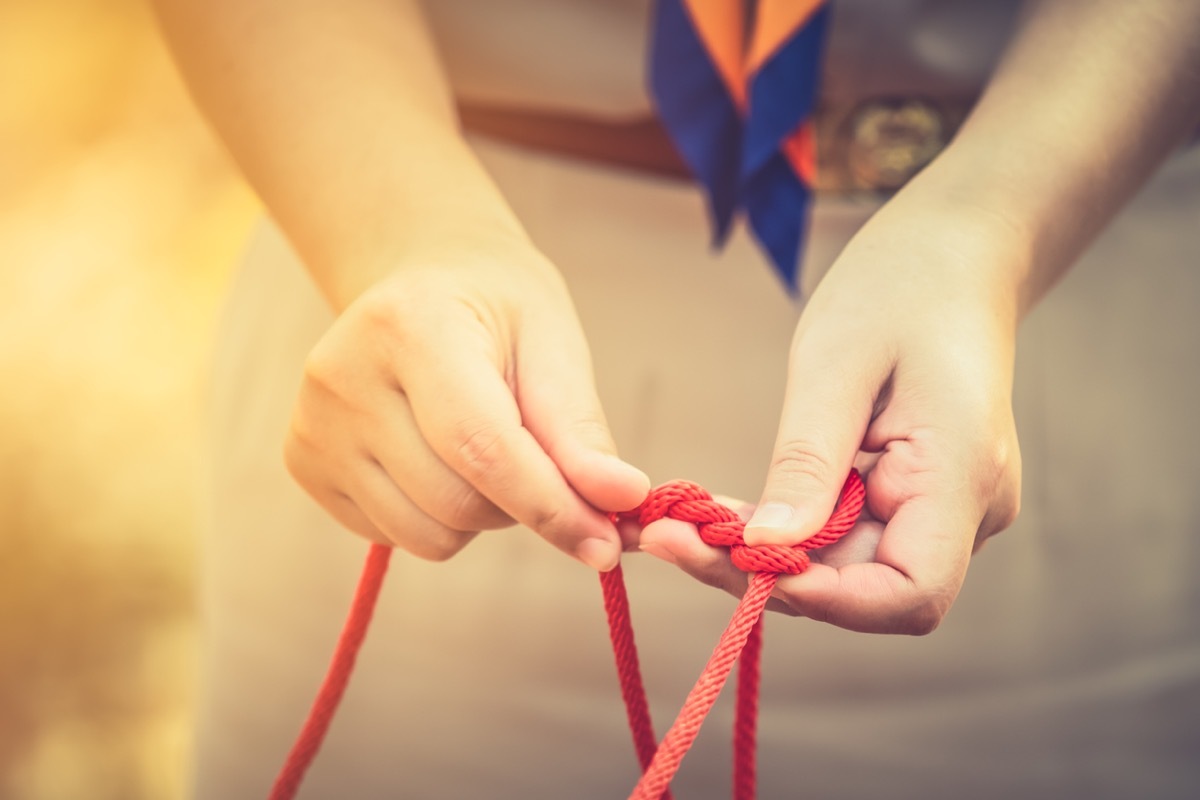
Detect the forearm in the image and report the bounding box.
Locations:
[153,0,525,311]
[885,0,1200,318]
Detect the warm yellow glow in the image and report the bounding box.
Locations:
[0,2,257,796]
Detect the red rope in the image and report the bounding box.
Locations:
[734,615,763,800]
[269,543,392,800]
[611,471,865,799]
[625,571,777,800]
[269,470,863,799]
[600,566,676,800]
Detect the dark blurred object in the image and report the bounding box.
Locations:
[842,97,949,190]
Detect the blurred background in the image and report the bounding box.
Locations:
[2,1,1196,798]
[0,0,257,796]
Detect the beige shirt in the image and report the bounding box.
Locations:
[192,5,1200,798]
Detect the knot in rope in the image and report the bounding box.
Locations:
[616,470,866,575]
[273,469,868,800]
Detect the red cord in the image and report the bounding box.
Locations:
[626,571,777,800]
[600,566,676,800]
[734,615,763,800]
[612,471,865,799]
[269,543,392,800]
[269,470,864,799]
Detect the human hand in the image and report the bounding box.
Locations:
[284,233,649,569]
[640,206,1023,633]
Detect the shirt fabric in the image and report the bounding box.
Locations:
[190,4,1200,798]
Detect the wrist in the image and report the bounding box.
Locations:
[827,186,1029,335]
[898,134,1080,320]
[284,112,530,312]
[314,230,519,314]
[328,221,571,326]
[323,222,546,312]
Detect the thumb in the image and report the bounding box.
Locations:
[745,346,877,546]
[517,314,650,513]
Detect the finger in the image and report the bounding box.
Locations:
[745,332,885,547]
[975,467,1021,552]
[286,433,475,560]
[517,310,650,512]
[306,484,392,547]
[400,331,622,571]
[292,366,514,533]
[638,518,749,598]
[639,517,801,616]
[804,517,885,569]
[771,494,976,634]
[285,416,390,545]
[622,493,752,551]
[864,404,1021,555]
[368,389,515,532]
[615,517,643,551]
[348,457,478,561]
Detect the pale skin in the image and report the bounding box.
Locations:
[156,0,1200,634]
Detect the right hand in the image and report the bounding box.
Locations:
[284,233,649,569]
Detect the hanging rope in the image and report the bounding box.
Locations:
[608,472,864,799]
[269,543,393,800]
[600,565,676,800]
[269,470,864,799]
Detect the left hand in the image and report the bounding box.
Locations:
[639,203,1024,634]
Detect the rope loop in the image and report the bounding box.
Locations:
[273,470,867,800]
[616,469,866,575]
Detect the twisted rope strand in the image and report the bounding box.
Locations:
[733,616,764,800]
[270,543,393,800]
[616,470,865,799]
[601,566,675,800]
[627,572,778,800]
[270,470,864,800]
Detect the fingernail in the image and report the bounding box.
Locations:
[746,502,794,531]
[639,541,678,566]
[578,537,620,571]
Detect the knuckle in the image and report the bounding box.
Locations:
[566,414,616,452]
[976,434,1019,494]
[349,284,437,372]
[359,300,421,363]
[972,433,1023,534]
[996,490,1021,532]
[769,441,836,487]
[356,289,402,332]
[356,281,420,332]
[978,483,1021,548]
[900,603,944,636]
[286,408,321,451]
[443,487,511,531]
[897,588,955,636]
[301,340,347,395]
[453,422,511,477]
[377,517,475,562]
[412,531,475,562]
[527,501,568,539]
[282,429,319,487]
